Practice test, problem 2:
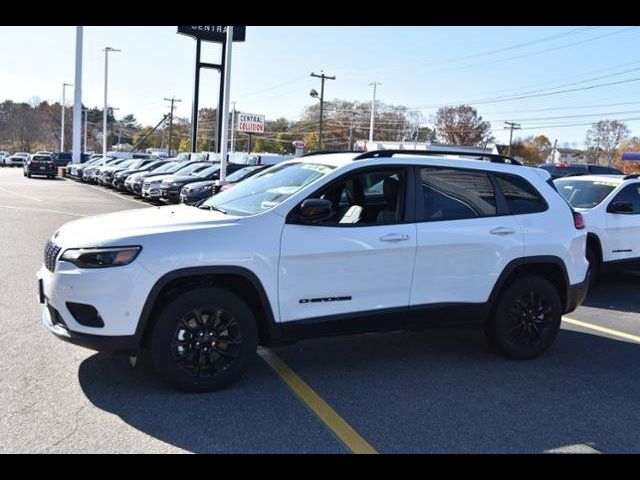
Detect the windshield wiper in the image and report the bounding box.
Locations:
[199,204,227,214]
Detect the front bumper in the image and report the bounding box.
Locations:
[41,302,139,354]
[180,190,211,205]
[37,257,158,342]
[142,184,162,199]
[159,186,181,203]
[565,280,589,314]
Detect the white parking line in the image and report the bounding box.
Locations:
[0,185,43,202]
[0,205,87,217]
[82,182,149,207]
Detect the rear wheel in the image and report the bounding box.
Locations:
[485,275,562,359]
[150,287,258,392]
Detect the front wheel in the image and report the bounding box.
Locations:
[485,276,562,360]
[150,287,258,392]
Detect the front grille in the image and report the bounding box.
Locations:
[44,239,62,272]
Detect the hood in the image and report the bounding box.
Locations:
[143,173,177,185]
[52,204,240,248]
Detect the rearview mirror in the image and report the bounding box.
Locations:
[297,198,334,223]
[608,201,634,214]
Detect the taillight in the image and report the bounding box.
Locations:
[572,211,585,230]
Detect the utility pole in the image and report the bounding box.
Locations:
[102,47,121,158]
[369,81,381,143]
[60,83,72,152]
[164,97,182,157]
[310,71,336,150]
[504,121,521,156]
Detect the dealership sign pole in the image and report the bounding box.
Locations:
[177,26,245,154]
[71,26,83,164]
[219,26,233,183]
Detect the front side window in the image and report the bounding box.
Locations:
[419,167,496,221]
[554,179,618,209]
[308,168,406,225]
[201,162,335,216]
[495,174,547,215]
[609,184,640,213]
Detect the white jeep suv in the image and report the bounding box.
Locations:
[38,150,589,392]
[554,173,640,279]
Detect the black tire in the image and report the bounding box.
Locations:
[485,275,562,360]
[150,286,258,393]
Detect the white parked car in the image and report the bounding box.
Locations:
[554,173,640,279]
[38,150,588,392]
[6,152,29,167]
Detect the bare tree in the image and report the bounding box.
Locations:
[433,105,493,146]
[585,120,630,166]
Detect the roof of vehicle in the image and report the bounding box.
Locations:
[294,151,547,179]
[553,174,632,184]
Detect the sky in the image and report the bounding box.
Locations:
[1,25,640,147]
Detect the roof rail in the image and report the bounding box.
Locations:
[623,173,640,180]
[352,149,523,165]
[301,150,358,157]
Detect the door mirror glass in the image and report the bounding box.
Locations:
[608,201,634,214]
[298,198,335,223]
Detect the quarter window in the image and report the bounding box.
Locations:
[495,174,547,215]
[419,167,496,221]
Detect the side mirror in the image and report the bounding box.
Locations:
[608,201,634,214]
[297,198,334,223]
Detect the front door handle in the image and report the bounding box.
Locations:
[380,233,409,242]
[490,227,516,236]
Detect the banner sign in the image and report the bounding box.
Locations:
[177,26,246,43]
[237,113,265,134]
[621,152,640,162]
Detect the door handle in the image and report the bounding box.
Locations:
[380,233,409,242]
[490,227,516,236]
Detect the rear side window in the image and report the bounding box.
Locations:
[419,167,497,221]
[495,174,547,215]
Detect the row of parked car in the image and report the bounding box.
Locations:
[65,151,290,206]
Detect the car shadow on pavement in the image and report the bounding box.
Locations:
[77,352,347,453]
[78,327,640,453]
[583,270,640,314]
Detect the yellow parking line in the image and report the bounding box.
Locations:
[563,317,640,344]
[258,347,378,454]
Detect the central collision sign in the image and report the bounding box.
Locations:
[177,26,246,43]
[237,113,265,134]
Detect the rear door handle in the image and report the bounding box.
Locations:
[490,227,516,236]
[380,233,409,242]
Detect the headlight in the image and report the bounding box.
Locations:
[60,246,142,269]
[171,182,185,187]
[195,185,213,193]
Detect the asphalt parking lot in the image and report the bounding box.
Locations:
[1,166,640,453]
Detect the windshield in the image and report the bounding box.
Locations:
[227,166,263,182]
[194,164,221,178]
[554,179,618,209]
[173,162,210,176]
[152,162,181,173]
[118,159,139,169]
[201,162,335,216]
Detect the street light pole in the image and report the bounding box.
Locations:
[102,47,121,158]
[219,26,234,184]
[60,83,72,152]
[310,71,335,150]
[83,108,88,153]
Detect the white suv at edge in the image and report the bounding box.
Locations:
[38,150,589,392]
[554,173,640,279]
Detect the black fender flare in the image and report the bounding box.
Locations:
[134,266,280,346]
